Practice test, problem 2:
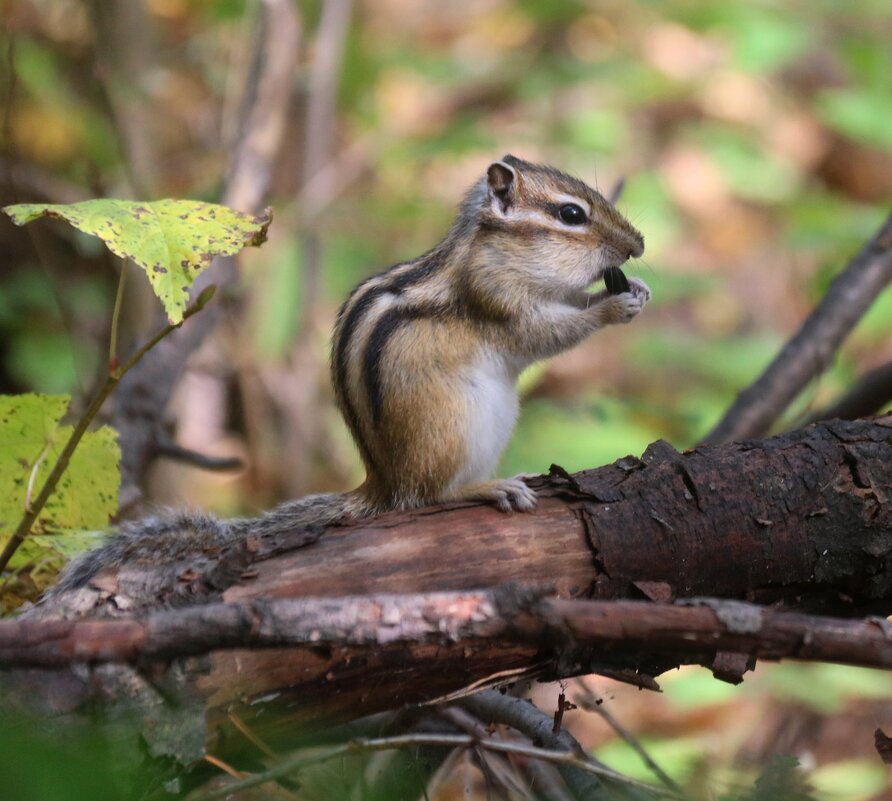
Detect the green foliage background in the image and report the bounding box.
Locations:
[0,0,890,799]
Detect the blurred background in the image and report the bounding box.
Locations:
[1,0,891,798]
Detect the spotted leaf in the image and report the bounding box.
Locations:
[4,199,271,323]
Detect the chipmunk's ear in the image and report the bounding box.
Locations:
[487,159,516,213]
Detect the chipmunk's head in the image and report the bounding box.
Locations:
[468,154,644,296]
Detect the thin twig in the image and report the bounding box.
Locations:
[442,706,561,801]
[203,753,303,801]
[194,732,677,801]
[574,681,684,794]
[228,711,279,759]
[704,213,892,444]
[154,440,243,472]
[203,754,243,780]
[804,359,892,425]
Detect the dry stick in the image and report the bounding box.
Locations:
[0,289,216,575]
[805,359,892,424]
[458,690,634,801]
[192,732,676,801]
[442,706,573,801]
[444,707,536,801]
[6,593,892,672]
[111,0,299,500]
[574,681,683,795]
[704,213,892,445]
[154,439,244,472]
[472,746,522,801]
[522,759,578,801]
[17,592,892,672]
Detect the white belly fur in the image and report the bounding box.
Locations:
[448,348,520,491]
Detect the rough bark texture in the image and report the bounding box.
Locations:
[4,415,892,765]
[7,593,892,678]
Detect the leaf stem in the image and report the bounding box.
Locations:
[108,258,128,370]
[0,288,216,575]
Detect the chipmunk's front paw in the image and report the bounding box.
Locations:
[607,277,651,324]
[628,277,651,304]
[491,478,539,512]
[458,477,538,513]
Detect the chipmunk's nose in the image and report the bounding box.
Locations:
[626,231,645,259]
[609,228,644,261]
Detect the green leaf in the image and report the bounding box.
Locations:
[0,393,120,567]
[3,200,272,323]
[40,423,120,536]
[0,395,69,537]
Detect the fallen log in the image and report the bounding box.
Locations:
[3,415,891,764]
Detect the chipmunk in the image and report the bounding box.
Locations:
[52,155,648,594]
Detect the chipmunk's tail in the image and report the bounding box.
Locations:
[49,490,372,596]
[229,489,373,538]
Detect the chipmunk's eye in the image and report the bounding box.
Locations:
[558,203,587,225]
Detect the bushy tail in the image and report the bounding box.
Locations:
[50,490,370,596]
[227,490,371,539]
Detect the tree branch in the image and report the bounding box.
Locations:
[6,592,892,673]
[805,359,892,424]
[703,213,892,444]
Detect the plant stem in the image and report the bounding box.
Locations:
[108,258,128,369]
[0,288,216,575]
